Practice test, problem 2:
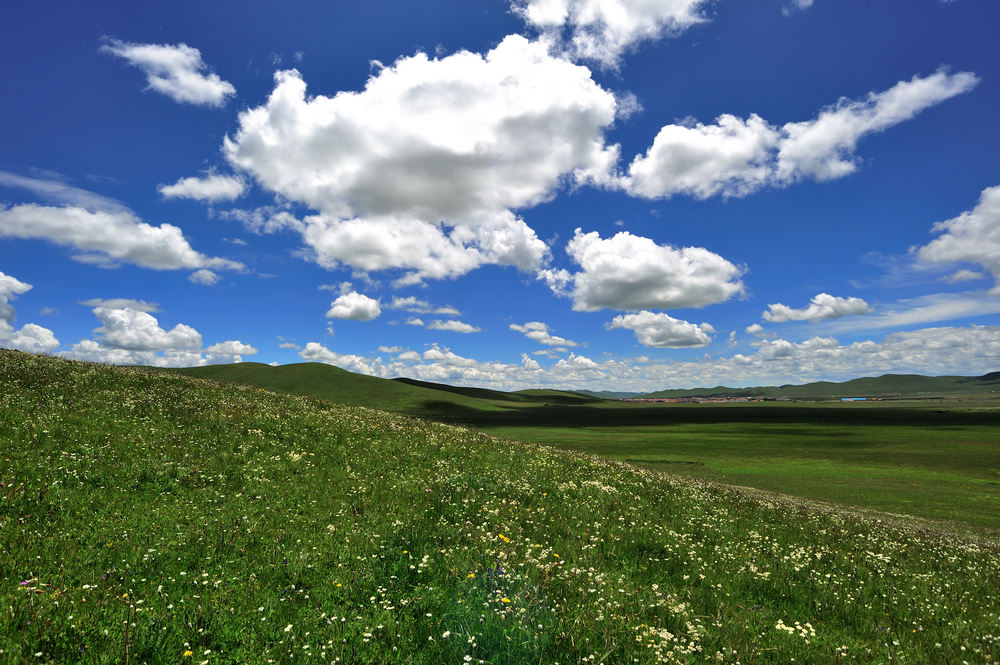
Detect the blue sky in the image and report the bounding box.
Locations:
[2,0,999,391]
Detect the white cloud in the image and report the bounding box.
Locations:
[260,325,1000,392]
[59,304,254,367]
[607,310,714,347]
[763,293,872,323]
[706,326,1000,386]
[551,352,601,384]
[782,0,814,16]
[0,171,130,212]
[378,345,404,353]
[776,70,978,183]
[423,344,479,367]
[4,323,60,354]
[427,319,481,333]
[822,291,1000,333]
[300,214,549,285]
[0,204,244,272]
[626,114,779,199]
[100,39,235,107]
[159,174,246,202]
[92,306,202,352]
[224,35,618,282]
[326,291,381,320]
[0,271,59,354]
[914,185,1000,292]
[745,323,765,336]
[0,271,33,325]
[943,269,987,284]
[543,228,744,311]
[205,340,257,356]
[59,339,206,368]
[188,269,220,286]
[625,70,978,199]
[219,207,304,235]
[299,341,383,375]
[405,317,425,326]
[439,326,1000,390]
[387,296,460,315]
[509,321,578,346]
[513,0,709,68]
[79,298,159,312]
[205,339,258,363]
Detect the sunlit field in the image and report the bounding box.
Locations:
[475,400,1000,533]
[2,350,999,664]
[175,361,1000,534]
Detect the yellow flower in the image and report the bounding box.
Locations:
[183,651,193,657]
[501,597,511,604]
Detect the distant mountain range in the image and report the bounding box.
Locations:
[635,372,1000,400]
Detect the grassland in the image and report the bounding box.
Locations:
[170,363,597,417]
[2,349,1000,663]
[174,362,1000,534]
[474,400,1000,533]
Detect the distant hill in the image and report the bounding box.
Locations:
[171,361,602,418]
[637,372,1000,400]
[574,389,644,399]
[172,364,1000,415]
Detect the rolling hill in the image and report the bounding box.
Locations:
[3,349,999,664]
[175,362,1000,411]
[170,361,601,420]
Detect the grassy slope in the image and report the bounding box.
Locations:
[171,362,1000,532]
[3,350,1000,664]
[172,363,598,418]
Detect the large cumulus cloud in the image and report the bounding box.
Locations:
[224,35,618,283]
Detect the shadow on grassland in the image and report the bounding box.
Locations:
[407,400,1000,430]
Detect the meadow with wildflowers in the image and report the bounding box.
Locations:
[2,349,999,663]
[177,361,1000,533]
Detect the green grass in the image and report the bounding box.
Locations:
[171,362,598,417]
[470,401,1000,533]
[172,361,1000,533]
[2,350,1000,663]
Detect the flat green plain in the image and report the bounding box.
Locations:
[475,400,1000,533]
